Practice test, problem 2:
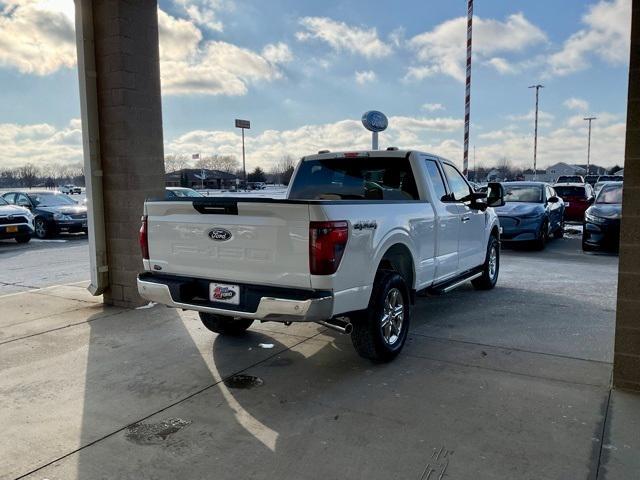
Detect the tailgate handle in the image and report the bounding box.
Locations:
[192,201,238,215]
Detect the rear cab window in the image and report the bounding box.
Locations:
[288,157,419,201]
[554,186,586,198]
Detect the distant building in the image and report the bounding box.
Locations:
[522,168,549,182]
[574,164,607,176]
[165,169,237,189]
[545,162,586,181]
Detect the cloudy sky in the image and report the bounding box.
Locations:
[0,0,632,171]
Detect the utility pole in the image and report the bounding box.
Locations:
[584,116,597,176]
[528,84,544,180]
[463,0,474,177]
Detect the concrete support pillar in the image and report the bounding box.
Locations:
[614,0,640,391]
[78,0,165,307]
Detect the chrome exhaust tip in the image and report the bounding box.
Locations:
[317,319,353,335]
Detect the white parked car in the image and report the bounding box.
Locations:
[0,196,34,243]
[61,185,82,194]
[138,149,504,361]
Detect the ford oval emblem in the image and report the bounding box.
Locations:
[208,228,232,241]
[361,110,388,132]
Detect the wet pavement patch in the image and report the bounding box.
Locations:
[223,374,264,389]
[125,418,192,445]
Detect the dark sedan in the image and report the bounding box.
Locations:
[583,182,622,252]
[495,182,565,250]
[2,191,88,239]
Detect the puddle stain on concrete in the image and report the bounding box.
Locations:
[224,374,264,389]
[125,418,192,445]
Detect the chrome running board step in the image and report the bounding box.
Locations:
[428,271,483,295]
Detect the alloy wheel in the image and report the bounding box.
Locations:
[381,288,404,345]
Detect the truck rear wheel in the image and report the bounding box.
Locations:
[199,313,253,335]
[350,271,410,362]
[472,235,500,290]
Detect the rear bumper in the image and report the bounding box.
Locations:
[137,272,333,322]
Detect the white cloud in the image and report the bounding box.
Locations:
[563,97,589,111]
[422,103,445,112]
[0,119,83,169]
[475,119,626,170]
[262,42,293,64]
[507,109,555,128]
[166,115,464,170]
[407,13,547,82]
[355,70,376,84]
[0,5,289,97]
[486,57,516,74]
[158,10,291,96]
[548,0,631,76]
[565,112,620,128]
[173,0,228,31]
[296,16,392,58]
[0,0,76,75]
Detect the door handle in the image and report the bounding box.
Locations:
[461,216,470,223]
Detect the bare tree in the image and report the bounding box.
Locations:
[164,154,189,173]
[270,155,297,185]
[194,154,239,174]
[17,164,40,188]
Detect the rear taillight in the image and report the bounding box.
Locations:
[309,221,349,275]
[139,215,149,260]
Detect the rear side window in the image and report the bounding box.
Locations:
[289,157,419,200]
[425,160,447,202]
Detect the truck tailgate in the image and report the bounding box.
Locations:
[145,199,312,289]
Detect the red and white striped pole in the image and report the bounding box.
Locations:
[463,0,473,177]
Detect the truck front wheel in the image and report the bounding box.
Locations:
[199,313,253,335]
[350,271,410,362]
[472,235,500,290]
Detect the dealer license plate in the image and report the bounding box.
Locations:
[209,283,240,305]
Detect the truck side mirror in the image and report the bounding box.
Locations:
[486,182,505,208]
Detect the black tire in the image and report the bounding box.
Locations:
[199,312,253,335]
[554,219,564,239]
[350,271,410,362]
[582,238,596,252]
[533,220,548,250]
[15,235,31,244]
[34,217,51,239]
[472,236,500,290]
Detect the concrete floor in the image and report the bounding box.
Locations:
[1,237,638,480]
[0,236,89,295]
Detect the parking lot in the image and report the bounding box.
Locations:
[2,234,638,480]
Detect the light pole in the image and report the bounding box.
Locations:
[528,84,544,180]
[235,119,250,189]
[584,116,597,176]
[462,0,474,177]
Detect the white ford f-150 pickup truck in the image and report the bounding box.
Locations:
[138,149,505,361]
